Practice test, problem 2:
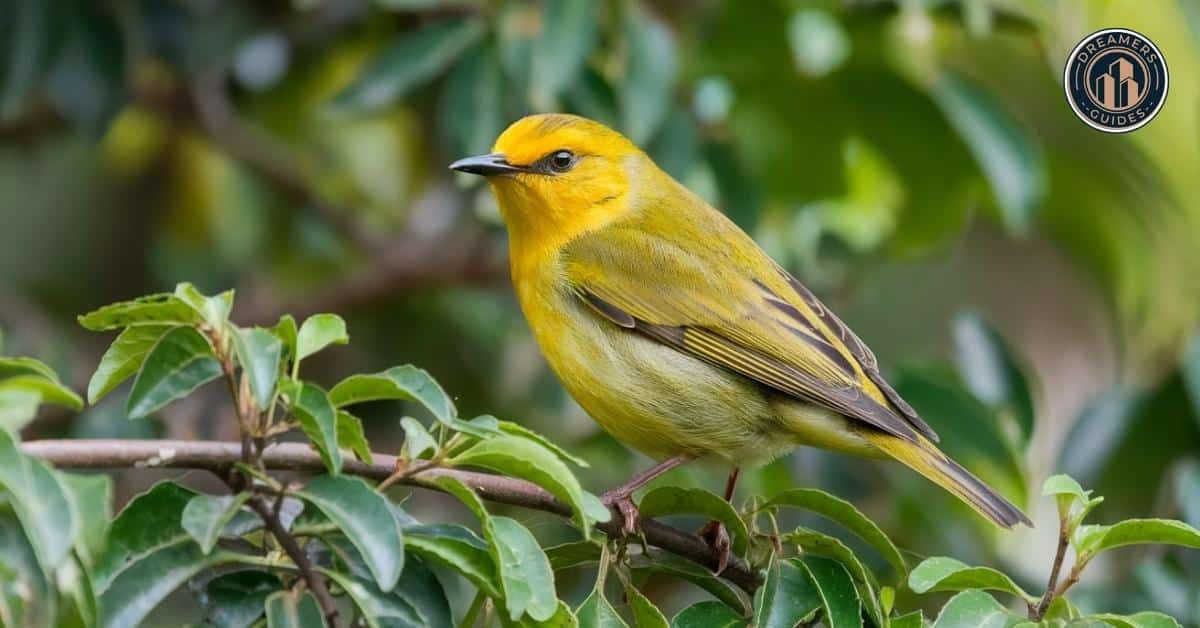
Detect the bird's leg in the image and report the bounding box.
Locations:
[699,467,739,574]
[601,455,690,536]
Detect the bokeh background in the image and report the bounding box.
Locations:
[2,0,1199,623]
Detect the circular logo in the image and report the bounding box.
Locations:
[1064,28,1168,133]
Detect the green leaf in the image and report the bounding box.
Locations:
[928,73,1045,234]
[502,600,579,628]
[620,0,677,144]
[400,416,437,461]
[87,325,173,404]
[490,516,558,622]
[779,527,874,588]
[404,523,500,598]
[332,19,484,113]
[0,429,75,572]
[322,559,451,628]
[0,508,54,628]
[126,327,221,419]
[174,283,234,329]
[576,586,631,628]
[671,602,745,628]
[932,590,1023,628]
[60,472,113,567]
[430,475,489,522]
[182,492,251,555]
[630,553,747,614]
[891,610,925,628]
[441,43,506,155]
[295,314,348,362]
[794,556,862,628]
[0,387,40,432]
[232,327,282,409]
[272,314,298,365]
[265,590,326,628]
[529,0,597,108]
[336,410,373,464]
[624,581,669,628]
[93,482,242,628]
[1076,519,1200,561]
[753,555,821,628]
[0,356,61,381]
[761,488,905,574]
[329,365,456,424]
[953,313,1035,446]
[197,570,280,628]
[77,293,200,331]
[1042,474,1101,522]
[909,556,1036,603]
[497,419,589,467]
[451,434,598,535]
[1085,612,1182,628]
[289,382,342,474]
[546,540,602,571]
[296,475,403,590]
[0,372,82,409]
[637,486,749,554]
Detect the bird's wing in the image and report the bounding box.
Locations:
[562,218,937,444]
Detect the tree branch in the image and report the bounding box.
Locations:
[21,439,763,592]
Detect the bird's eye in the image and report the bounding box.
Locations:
[548,150,575,173]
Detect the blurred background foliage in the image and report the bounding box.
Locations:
[2,0,1200,623]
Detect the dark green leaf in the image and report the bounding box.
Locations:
[529,0,597,108]
[670,601,745,628]
[441,43,505,155]
[490,516,557,622]
[99,541,237,628]
[182,492,251,555]
[931,590,1023,628]
[795,556,862,628]
[630,553,748,614]
[94,481,195,589]
[297,475,403,589]
[0,509,54,628]
[624,581,669,628]
[295,314,348,362]
[762,488,905,574]
[1076,519,1200,561]
[126,327,221,419]
[953,313,1035,446]
[232,327,282,409]
[929,73,1045,234]
[265,590,326,628]
[322,561,452,628]
[404,523,500,598]
[332,19,484,113]
[336,410,373,464]
[752,555,821,628]
[329,365,456,424]
[577,586,631,628]
[891,610,924,628]
[546,540,602,571]
[452,434,599,535]
[0,429,75,571]
[87,325,173,404]
[289,382,342,474]
[620,0,677,143]
[196,570,281,628]
[638,486,749,554]
[77,293,200,331]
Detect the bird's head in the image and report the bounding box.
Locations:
[450,114,645,249]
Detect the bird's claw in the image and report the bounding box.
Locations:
[602,491,640,537]
[698,519,732,575]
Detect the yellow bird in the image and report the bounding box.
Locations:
[451,114,1031,546]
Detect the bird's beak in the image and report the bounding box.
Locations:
[449,153,526,176]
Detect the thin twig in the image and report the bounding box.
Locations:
[1031,517,1072,619]
[248,495,340,624]
[21,439,763,592]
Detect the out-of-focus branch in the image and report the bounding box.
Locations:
[22,439,763,593]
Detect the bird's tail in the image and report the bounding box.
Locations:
[868,434,1032,528]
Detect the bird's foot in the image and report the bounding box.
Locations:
[602,491,641,537]
[698,519,732,575]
